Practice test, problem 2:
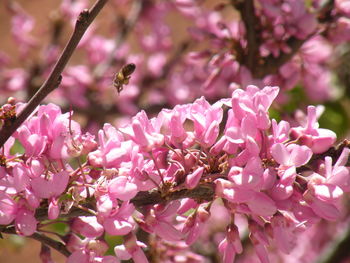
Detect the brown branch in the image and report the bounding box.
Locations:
[232,0,260,74]
[131,182,215,206]
[297,139,350,173]
[231,0,335,78]
[256,37,306,78]
[35,205,93,222]
[255,0,335,78]
[0,0,109,148]
[1,226,70,257]
[33,182,215,222]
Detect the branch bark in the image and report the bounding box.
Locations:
[232,0,260,75]
[33,182,216,222]
[0,0,109,148]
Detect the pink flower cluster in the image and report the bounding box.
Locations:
[1,85,348,262]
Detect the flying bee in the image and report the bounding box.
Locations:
[113,63,136,94]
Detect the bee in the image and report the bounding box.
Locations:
[113,63,136,94]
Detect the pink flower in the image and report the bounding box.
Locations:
[181,203,210,245]
[329,17,350,43]
[189,96,223,147]
[15,103,83,159]
[290,106,336,154]
[157,105,189,146]
[100,202,135,236]
[108,176,138,201]
[60,66,91,108]
[269,143,312,200]
[88,124,130,168]
[271,119,290,144]
[13,163,31,192]
[31,171,69,199]
[139,201,183,241]
[15,206,37,236]
[218,224,242,263]
[0,192,17,224]
[114,234,148,263]
[336,0,350,16]
[186,167,204,189]
[268,213,302,254]
[215,178,277,217]
[304,148,350,221]
[120,111,164,152]
[249,220,270,263]
[72,216,104,238]
[0,68,28,91]
[9,2,37,56]
[67,237,119,263]
[48,197,60,220]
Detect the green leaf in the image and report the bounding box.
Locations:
[10,140,25,155]
[104,234,124,255]
[318,102,349,138]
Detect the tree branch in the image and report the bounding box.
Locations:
[232,0,260,74]
[255,37,306,78]
[33,182,216,222]
[0,0,109,148]
[131,182,215,206]
[297,139,350,173]
[231,0,336,78]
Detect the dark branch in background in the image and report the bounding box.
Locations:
[257,0,336,78]
[94,0,144,78]
[231,0,261,75]
[26,11,66,100]
[316,221,350,263]
[231,0,336,78]
[1,226,70,257]
[0,0,109,148]
[256,37,306,78]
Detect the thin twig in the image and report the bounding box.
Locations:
[93,0,144,78]
[0,0,109,148]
